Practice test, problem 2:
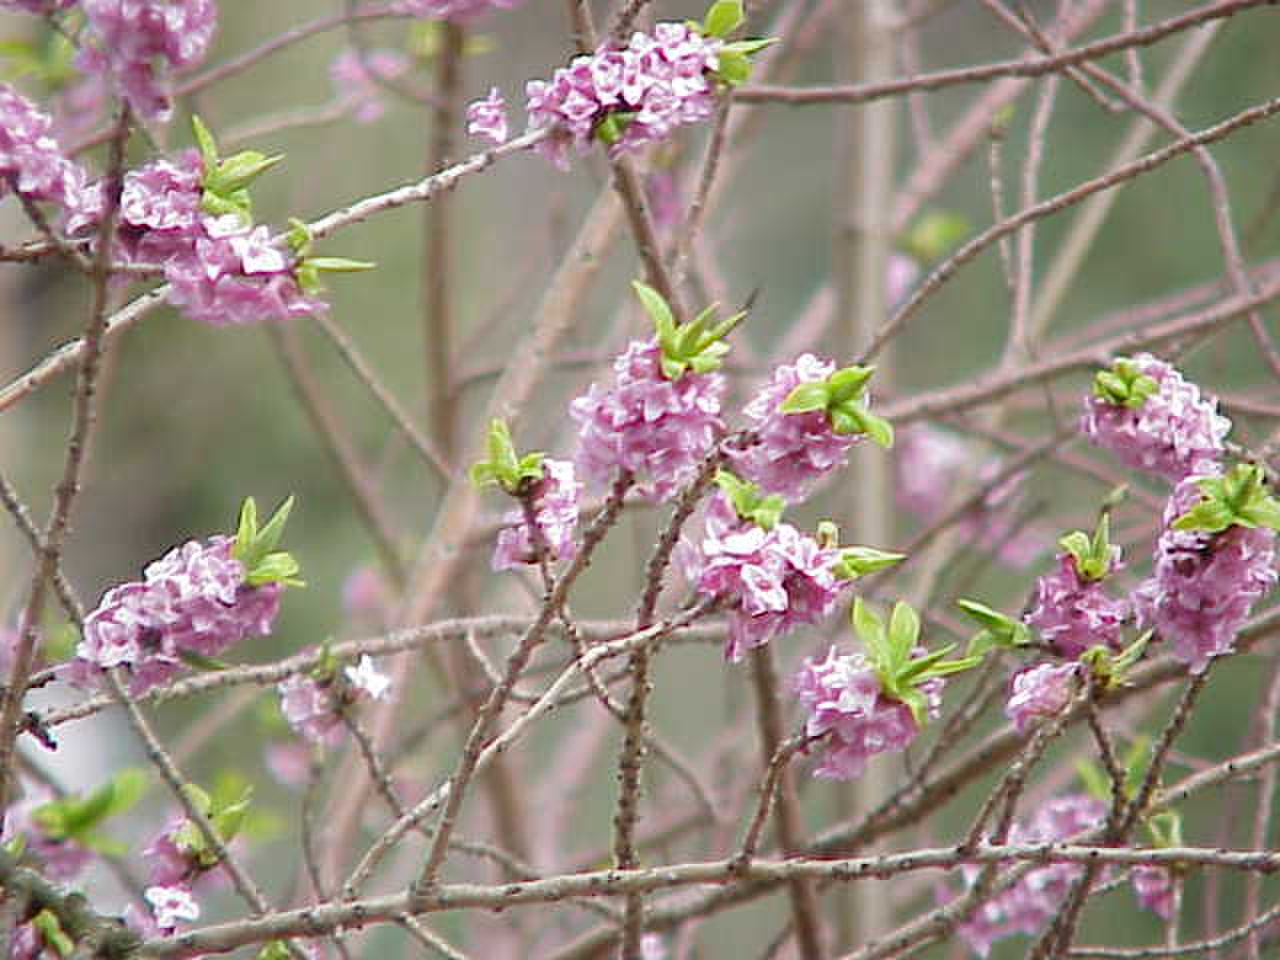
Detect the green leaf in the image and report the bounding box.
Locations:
[236,496,259,556]
[888,602,921,664]
[105,769,146,817]
[32,910,74,957]
[305,256,376,274]
[1075,758,1110,801]
[192,115,219,172]
[595,111,631,145]
[827,365,874,402]
[258,943,293,960]
[714,49,752,86]
[904,210,970,262]
[208,150,284,195]
[722,38,779,56]
[860,409,894,448]
[255,496,294,556]
[703,0,744,37]
[832,545,905,580]
[780,382,830,415]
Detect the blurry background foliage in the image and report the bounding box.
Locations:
[1,2,1279,955]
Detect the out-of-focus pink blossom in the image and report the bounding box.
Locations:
[77,0,217,121]
[0,83,91,214]
[330,48,411,124]
[396,0,525,21]
[144,884,200,931]
[1131,865,1175,919]
[956,794,1107,956]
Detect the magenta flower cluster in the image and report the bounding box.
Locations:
[278,655,392,746]
[466,88,509,145]
[571,337,724,499]
[685,493,846,662]
[526,23,723,169]
[1004,661,1078,733]
[957,793,1106,957]
[729,354,860,502]
[0,84,90,212]
[1081,354,1230,482]
[72,536,281,695]
[1023,553,1128,659]
[793,645,938,780]
[1134,472,1277,671]
[492,458,582,570]
[77,0,217,121]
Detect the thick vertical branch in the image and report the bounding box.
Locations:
[836,0,898,949]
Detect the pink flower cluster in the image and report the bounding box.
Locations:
[492,458,581,570]
[70,150,324,324]
[72,536,281,695]
[77,0,217,121]
[685,494,846,661]
[278,655,392,746]
[1023,553,1128,659]
[1134,472,1277,671]
[0,84,90,212]
[396,0,524,20]
[166,213,325,325]
[1005,661,1078,733]
[730,354,860,502]
[1131,865,1175,919]
[571,337,724,499]
[1082,354,1229,482]
[957,794,1106,956]
[794,645,938,780]
[526,23,723,169]
[330,48,411,125]
[466,88,509,145]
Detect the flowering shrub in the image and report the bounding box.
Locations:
[2,2,1279,958]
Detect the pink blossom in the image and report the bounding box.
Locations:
[1024,553,1128,659]
[73,536,283,695]
[144,884,200,931]
[493,458,581,570]
[526,23,722,169]
[571,338,724,500]
[1,0,77,12]
[278,673,345,747]
[729,354,860,502]
[77,0,217,121]
[894,425,1046,569]
[345,655,392,700]
[1005,661,1078,733]
[466,87,509,144]
[0,83,90,213]
[164,214,325,325]
[794,645,937,780]
[1081,354,1229,482]
[685,494,846,661]
[2,784,92,881]
[1134,471,1277,671]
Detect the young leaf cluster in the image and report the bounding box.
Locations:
[470,419,545,495]
[1172,463,1280,533]
[1093,357,1159,409]
[232,496,302,588]
[27,770,145,857]
[1059,514,1117,582]
[715,470,784,530]
[779,364,893,446]
[633,281,742,381]
[853,599,980,726]
[956,598,1031,658]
